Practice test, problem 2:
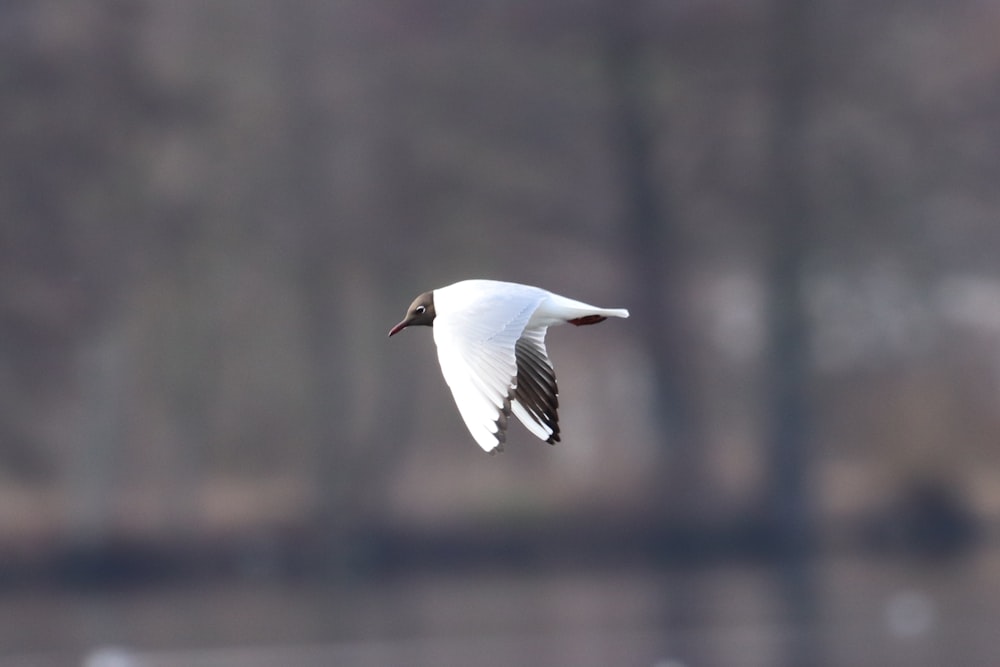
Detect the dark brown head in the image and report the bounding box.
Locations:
[388,290,436,337]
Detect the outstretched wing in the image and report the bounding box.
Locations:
[433,291,542,453]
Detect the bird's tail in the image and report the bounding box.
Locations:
[537,293,629,326]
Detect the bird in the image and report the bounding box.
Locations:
[388,279,629,453]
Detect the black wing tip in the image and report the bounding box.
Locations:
[512,338,561,445]
[487,398,511,454]
[488,431,506,454]
[547,420,561,444]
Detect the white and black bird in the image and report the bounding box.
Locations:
[388,279,629,453]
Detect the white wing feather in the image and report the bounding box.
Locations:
[433,287,543,452]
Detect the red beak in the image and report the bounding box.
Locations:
[388,320,409,337]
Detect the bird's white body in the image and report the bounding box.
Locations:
[435,280,627,330]
[423,280,629,453]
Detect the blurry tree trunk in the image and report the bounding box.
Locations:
[603,5,707,665]
[273,6,355,554]
[765,0,813,597]
[275,5,415,571]
[603,3,705,519]
[765,0,823,663]
[766,0,815,566]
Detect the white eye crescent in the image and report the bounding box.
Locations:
[415,305,426,315]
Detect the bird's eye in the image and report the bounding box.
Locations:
[415,305,426,315]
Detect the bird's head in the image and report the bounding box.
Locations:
[388,291,436,337]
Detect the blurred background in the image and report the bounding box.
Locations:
[2,1,999,665]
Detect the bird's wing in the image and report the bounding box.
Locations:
[433,292,542,453]
[510,326,560,444]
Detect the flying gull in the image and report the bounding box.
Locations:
[389,279,629,453]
